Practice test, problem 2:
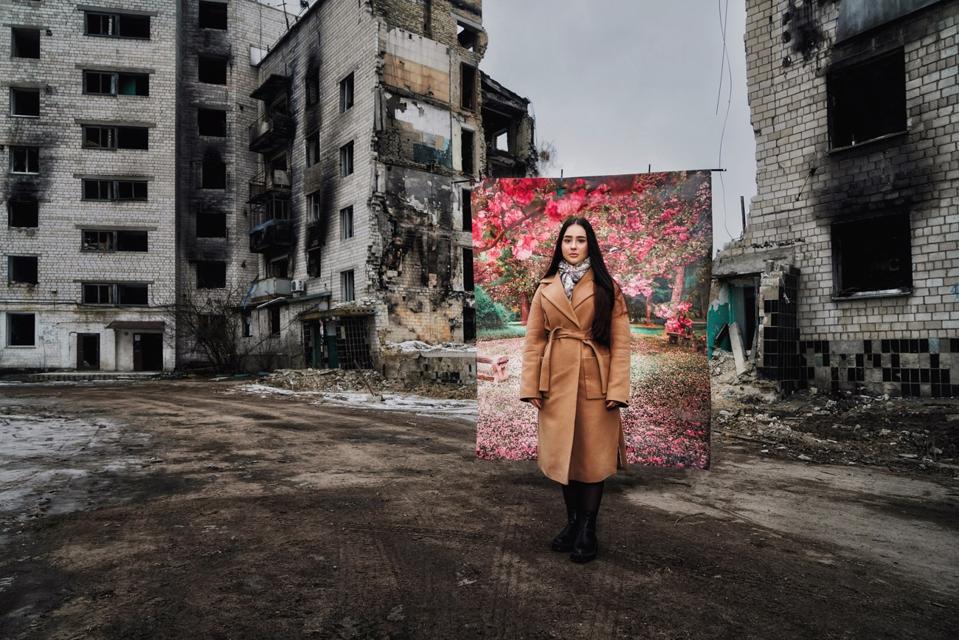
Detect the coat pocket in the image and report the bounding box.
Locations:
[581,355,606,400]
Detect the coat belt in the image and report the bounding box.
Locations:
[538,327,608,395]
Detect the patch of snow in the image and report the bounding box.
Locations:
[234,384,476,421]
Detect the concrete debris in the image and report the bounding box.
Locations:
[711,353,959,474]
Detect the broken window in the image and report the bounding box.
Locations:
[495,130,510,152]
[117,127,149,149]
[7,313,35,346]
[83,71,149,96]
[197,108,227,136]
[269,306,281,335]
[202,154,227,189]
[828,49,906,149]
[117,73,149,96]
[85,12,150,39]
[117,283,148,305]
[196,211,227,238]
[196,261,227,289]
[82,231,114,251]
[305,72,319,107]
[832,212,912,297]
[461,188,472,231]
[307,248,321,277]
[267,256,289,278]
[8,197,38,228]
[10,88,39,117]
[81,230,148,252]
[339,73,354,112]
[241,311,252,338]
[463,304,476,342]
[341,270,355,302]
[11,27,40,58]
[339,206,354,240]
[339,141,354,177]
[198,1,228,30]
[305,130,320,167]
[308,192,322,222]
[81,126,149,150]
[461,63,477,111]
[117,230,147,251]
[460,129,475,174]
[83,179,148,201]
[198,55,228,85]
[8,255,38,285]
[457,22,479,51]
[463,248,474,291]
[10,146,39,174]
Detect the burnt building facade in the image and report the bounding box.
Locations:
[0,1,181,372]
[712,0,959,397]
[240,0,536,375]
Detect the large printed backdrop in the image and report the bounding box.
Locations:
[473,172,713,469]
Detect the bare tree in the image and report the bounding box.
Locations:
[176,284,254,372]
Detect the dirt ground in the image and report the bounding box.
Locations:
[1,380,957,639]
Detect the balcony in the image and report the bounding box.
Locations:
[249,217,293,253]
[248,168,291,203]
[248,111,293,153]
[248,277,292,300]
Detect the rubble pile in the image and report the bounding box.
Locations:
[710,351,959,475]
[262,368,475,400]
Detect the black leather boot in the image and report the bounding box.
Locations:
[550,507,579,552]
[570,511,598,563]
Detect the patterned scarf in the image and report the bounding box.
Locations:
[557,257,591,299]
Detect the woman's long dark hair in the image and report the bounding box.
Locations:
[542,216,617,347]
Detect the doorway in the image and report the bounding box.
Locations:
[77,333,100,370]
[133,333,163,371]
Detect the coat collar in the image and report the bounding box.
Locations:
[540,270,595,327]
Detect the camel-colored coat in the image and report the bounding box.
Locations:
[519,270,631,484]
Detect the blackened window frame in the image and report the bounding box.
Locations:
[10,146,39,174]
[198,1,228,30]
[827,47,908,151]
[8,196,38,228]
[831,211,913,299]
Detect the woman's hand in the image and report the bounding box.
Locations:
[530,398,543,410]
[605,400,624,410]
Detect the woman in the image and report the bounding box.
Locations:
[519,216,631,563]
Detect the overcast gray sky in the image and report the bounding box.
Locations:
[480,1,756,254]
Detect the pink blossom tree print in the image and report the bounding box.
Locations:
[474,172,712,469]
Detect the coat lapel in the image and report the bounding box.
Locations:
[571,270,595,312]
[540,276,580,328]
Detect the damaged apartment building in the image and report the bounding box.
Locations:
[712,0,959,397]
[240,0,536,376]
[0,0,289,373]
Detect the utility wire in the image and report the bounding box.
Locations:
[716,0,735,241]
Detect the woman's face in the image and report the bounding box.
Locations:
[561,224,589,265]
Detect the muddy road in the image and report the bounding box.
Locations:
[1,380,957,639]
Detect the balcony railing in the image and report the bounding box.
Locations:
[248,277,292,300]
[248,168,291,203]
[249,217,293,253]
[248,110,293,153]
